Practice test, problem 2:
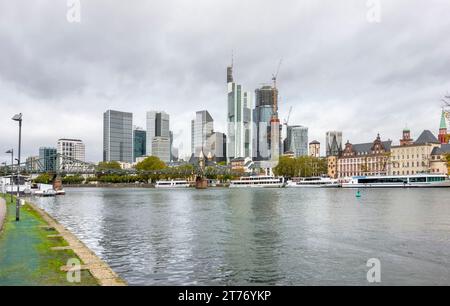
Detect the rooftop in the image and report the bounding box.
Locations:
[414,130,440,145]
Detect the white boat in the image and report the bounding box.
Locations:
[229,176,285,188]
[286,177,340,188]
[155,180,190,188]
[341,174,450,188]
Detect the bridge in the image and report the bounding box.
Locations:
[0,153,241,178]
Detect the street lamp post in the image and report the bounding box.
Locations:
[12,113,22,222]
[5,149,13,204]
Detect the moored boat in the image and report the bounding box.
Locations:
[286,177,340,188]
[229,176,285,188]
[341,174,450,188]
[155,180,190,188]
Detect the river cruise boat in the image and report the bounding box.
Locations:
[155,180,190,188]
[229,176,285,188]
[286,177,340,188]
[341,174,450,188]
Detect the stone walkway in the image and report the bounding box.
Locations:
[0,198,5,232]
[29,203,126,286]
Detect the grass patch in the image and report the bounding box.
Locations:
[0,195,98,286]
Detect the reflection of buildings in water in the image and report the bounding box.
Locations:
[223,190,283,284]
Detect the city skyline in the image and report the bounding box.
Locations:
[1,1,450,162]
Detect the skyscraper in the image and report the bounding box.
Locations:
[103,110,133,163]
[227,64,253,161]
[151,137,170,162]
[133,127,146,162]
[39,147,57,172]
[146,111,170,156]
[207,132,227,162]
[285,125,308,157]
[191,110,214,157]
[254,85,281,160]
[326,131,343,157]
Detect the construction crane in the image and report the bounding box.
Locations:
[271,59,283,117]
[272,59,283,89]
[283,106,293,126]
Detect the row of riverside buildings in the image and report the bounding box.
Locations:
[326,111,450,178]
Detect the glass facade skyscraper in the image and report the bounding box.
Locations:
[146,111,170,158]
[39,147,57,172]
[103,110,133,163]
[191,110,214,157]
[133,128,146,162]
[227,65,253,161]
[285,125,308,157]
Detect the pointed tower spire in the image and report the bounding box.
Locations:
[438,109,448,144]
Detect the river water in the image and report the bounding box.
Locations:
[34,187,450,285]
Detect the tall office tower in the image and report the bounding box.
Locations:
[326,131,343,156]
[169,131,173,161]
[146,111,170,156]
[39,147,57,172]
[151,136,170,162]
[191,110,214,157]
[285,126,308,157]
[207,132,227,162]
[270,119,281,161]
[254,85,281,160]
[57,138,86,171]
[103,110,133,163]
[227,64,253,161]
[133,127,146,162]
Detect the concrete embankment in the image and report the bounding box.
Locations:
[0,195,126,286]
[28,202,127,286]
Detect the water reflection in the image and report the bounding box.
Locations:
[34,187,450,285]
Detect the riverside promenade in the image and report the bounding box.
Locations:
[0,195,126,286]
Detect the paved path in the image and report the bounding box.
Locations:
[0,198,5,232]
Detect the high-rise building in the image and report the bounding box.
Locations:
[191,110,214,157]
[326,131,343,157]
[227,64,253,161]
[438,110,448,144]
[57,139,85,161]
[151,136,170,162]
[254,85,282,161]
[103,110,133,163]
[39,147,57,172]
[133,127,146,162]
[207,132,227,162]
[146,111,170,156]
[57,138,86,171]
[309,140,320,158]
[285,125,308,157]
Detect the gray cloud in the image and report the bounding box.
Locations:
[1,0,449,162]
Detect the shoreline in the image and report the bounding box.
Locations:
[28,202,127,286]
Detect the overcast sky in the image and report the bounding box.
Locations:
[1,0,449,162]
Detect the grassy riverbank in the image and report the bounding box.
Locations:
[0,195,98,286]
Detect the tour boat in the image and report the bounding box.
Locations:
[155,180,190,188]
[341,174,450,188]
[229,176,285,188]
[286,177,340,188]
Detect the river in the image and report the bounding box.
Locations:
[34,187,450,285]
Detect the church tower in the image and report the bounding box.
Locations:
[438,110,448,144]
